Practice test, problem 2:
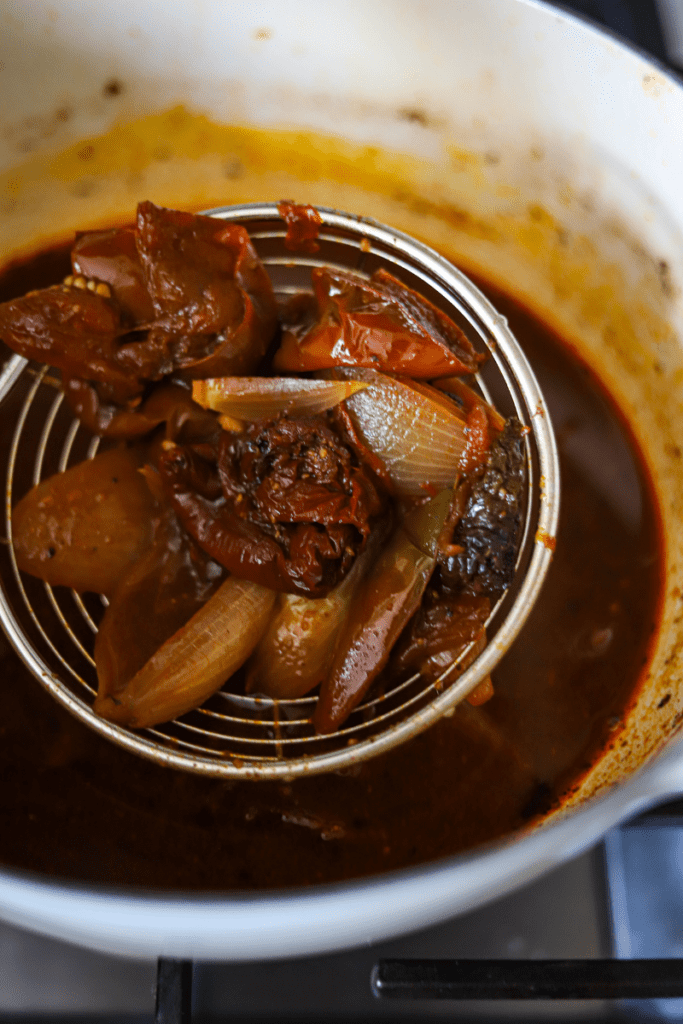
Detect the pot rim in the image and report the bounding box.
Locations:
[520,0,683,89]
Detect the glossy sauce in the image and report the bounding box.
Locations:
[0,247,662,889]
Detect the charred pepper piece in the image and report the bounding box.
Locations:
[439,418,526,598]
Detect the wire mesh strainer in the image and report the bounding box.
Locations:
[0,203,559,780]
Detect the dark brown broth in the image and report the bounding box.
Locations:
[0,247,662,889]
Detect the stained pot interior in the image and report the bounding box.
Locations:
[1,0,683,950]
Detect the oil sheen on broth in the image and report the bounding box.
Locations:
[0,245,662,889]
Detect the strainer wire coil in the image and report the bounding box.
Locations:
[0,204,560,780]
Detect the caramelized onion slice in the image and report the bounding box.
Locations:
[94,578,276,729]
[328,367,468,496]
[192,377,367,421]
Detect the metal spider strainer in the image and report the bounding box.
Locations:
[0,203,559,780]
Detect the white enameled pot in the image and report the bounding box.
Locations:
[1,0,683,959]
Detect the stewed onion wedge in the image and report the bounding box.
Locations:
[245,525,388,700]
[327,367,469,496]
[246,590,348,700]
[192,376,367,422]
[94,510,223,705]
[94,577,275,729]
[12,448,159,597]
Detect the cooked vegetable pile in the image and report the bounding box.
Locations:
[0,202,525,734]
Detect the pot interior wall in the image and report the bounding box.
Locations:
[2,0,683,875]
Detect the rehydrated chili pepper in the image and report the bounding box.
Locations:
[274,265,484,378]
[390,591,491,682]
[0,203,278,436]
[159,414,387,597]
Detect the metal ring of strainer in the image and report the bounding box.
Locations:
[0,203,559,780]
